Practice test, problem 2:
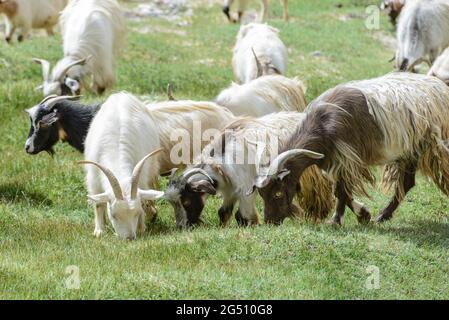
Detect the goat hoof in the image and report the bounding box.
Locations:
[374,212,393,223]
[93,229,105,237]
[17,35,23,42]
[326,218,342,226]
[357,212,371,225]
[5,37,11,43]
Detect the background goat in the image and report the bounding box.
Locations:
[25,95,101,155]
[396,0,449,71]
[165,112,335,228]
[232,23,287,84]
[428,47,449,84]
[223,0,289,23]
[34,0,126,97]
[251,73,449,225]
[216,74,307,117]
[83,92,236,239]
[0,0,68,43]
[381,0,405,27]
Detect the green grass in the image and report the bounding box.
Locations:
[0,0,448,299]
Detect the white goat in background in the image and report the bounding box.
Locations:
[232,23,288,84]
[396,0,449,71]
[222,0,289,23]
[428,47,449,84]
[82,92,236,239]
[34,0,126,96]
[0,0,68,43]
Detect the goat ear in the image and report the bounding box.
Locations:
[65,77,80,93]
[189,180,216,195]
[39,110,59,127]
[87,193,111,204]
[139,189,164,201]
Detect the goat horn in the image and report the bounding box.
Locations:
[44,95,81,110]
[78,161,124,200]
[167,84,176,101]
[267,149,324,176]
[130,148,164,199]
[251,47,264,78]
[58,56,90,80]
[33,58,51,82]
[182,168,214,184]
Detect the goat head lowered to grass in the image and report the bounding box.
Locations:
[79,149,165,240]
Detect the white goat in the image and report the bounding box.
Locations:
[428,47,449,84]
[216,74,307,117]
[232,23,287,84]
[0,0,68,43]
[34,0,126,97]
[165,112,335,228]
[82,92,236,239]
[222,0,289,23]
[396,0,449,71]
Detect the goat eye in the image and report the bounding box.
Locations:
[274,191,283,199]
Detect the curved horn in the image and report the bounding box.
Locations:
[43,95,81,110]
[130,148,164,199]
[58,56,90,80]
[167,84,176,101]
[78,161,124,200]
[267,149,324,176]
[33,58,51,82]
[182,168,214,184]
[251,47,263,78]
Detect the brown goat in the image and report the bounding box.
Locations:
[381,0,405,26]
[252,72,449,225]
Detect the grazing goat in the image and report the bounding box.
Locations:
[428,47,449,84]
[232,23,287,84]
[82,92,236,239]
[34,0,126,97]
[0,0,68,43]
[251,72,449,225]
[396,0,449,71]
[223,0,289,23]
[216,74,307,117]
[25,95,101,155]
[165,112,335,228]
[381,0,405,26]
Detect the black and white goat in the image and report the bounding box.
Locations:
[25,95,101,155]
[251,72,449,225]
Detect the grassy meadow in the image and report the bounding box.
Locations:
[0,0,448,299]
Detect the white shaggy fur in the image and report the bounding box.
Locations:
[216,75,307,117]
[84,92,236,239]
[35,0,126,96]
[396,0,449,71]
[0,0,68,42]
[428,47,449,84]
[232,23,288,84]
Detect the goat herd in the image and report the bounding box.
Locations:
[2,0,449,240]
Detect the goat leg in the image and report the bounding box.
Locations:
[376,163,416,222]
[94,203,107,237]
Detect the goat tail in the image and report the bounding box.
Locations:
[297,165,335,221]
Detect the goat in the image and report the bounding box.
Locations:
[0,0,68,43]
[396,0,449,71]
[82,92,236,239]
[33,0,126,97]
[165,112,335,228]
[223,0,289,23]
[381,0,406,27]
[216,74,307,117]
[250,72,449,225]
[24,95,101,155]
[232,23,287,84]
[428,47,449,85]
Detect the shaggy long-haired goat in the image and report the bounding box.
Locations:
[222,0,289,23]
[25,95,101,155]
[232,23,287,84]
[396,0,449,71]
[0,0,68,43]
[165,112,335,228]
[82,92,236,239]
[251,72,449,225]
[34,0,126,96]
[216,74,307,117]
